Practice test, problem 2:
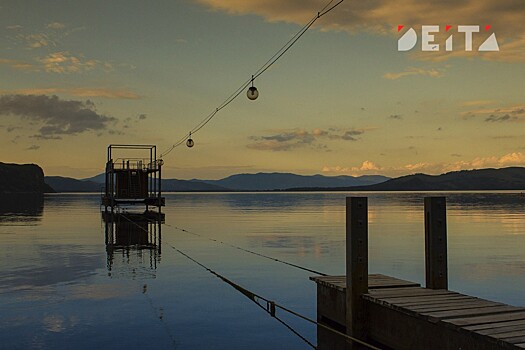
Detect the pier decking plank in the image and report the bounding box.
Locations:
[465,320,525,332]
[310,274,420,292]
[311,274,524,349]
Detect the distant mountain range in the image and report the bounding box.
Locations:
[45,172,389,192]
[43,167,525,193]
[191,173,390,191]
[292,167,525,191]
[44,176,103,192]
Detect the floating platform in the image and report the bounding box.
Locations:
[102,144,165,210]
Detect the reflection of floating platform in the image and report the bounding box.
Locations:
[101,197,165,207]
[101,210,165,223]
[103,210,163,278]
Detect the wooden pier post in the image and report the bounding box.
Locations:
[424,197,448,290]
[346,197,369,346]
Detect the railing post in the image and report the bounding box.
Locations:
[346,197,368,345]
[424,197,448,290]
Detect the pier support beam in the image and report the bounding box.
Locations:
[346,197,369,346]
[424,197,448,290]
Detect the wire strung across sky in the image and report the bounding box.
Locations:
[159,0,345,158]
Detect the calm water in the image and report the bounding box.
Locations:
[1,192,524,349]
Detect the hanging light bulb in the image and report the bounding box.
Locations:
[247,75,259,100]
[186,132,194,148]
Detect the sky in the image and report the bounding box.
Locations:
[0,0,524,179]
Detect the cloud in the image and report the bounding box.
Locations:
[0,94,116,139]
[37,51,109,74]
[462,105,525,122]
[460,100,496,107]
[485,114,517,122]
[0,87,141,100]
[322,151,525,176]
[389,114,402,120]
[47,22,66,30]
[383,67,443,80]
[323,160,380,174]
[6,25,23,30]
[23,33,56,48]
[247,127,367,151]
[0,58,35,71]
[0,52,115,74]
[8,22,67,50]
[247,139,294,151]
[195,0,525,62]
[121,114,148,130]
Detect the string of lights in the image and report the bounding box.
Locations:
[159,0,345,158]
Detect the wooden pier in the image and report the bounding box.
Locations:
[311,197,525,350]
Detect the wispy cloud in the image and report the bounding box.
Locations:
[0,94,117,139]
[247,127,368,151]
[22,33,56,48]
[322,160,380,174]
[37,51,111,74]
[195,0,525,62]
[2,22,119,74]
[383,67,443,80]
[122,114,148,129]
[0,52,115,74]
[462,105,525,122]
[485,114,518,122]
[0,87,141,100]
[47,22,66,30]
[389,114,403,120]
[0,58,35,71]
[460,99,496,107]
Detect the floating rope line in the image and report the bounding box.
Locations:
[113,212,382,349]
[160,0,345,158]
[114,212,315,348]
[170,224,329,276]
[166,241,383,350]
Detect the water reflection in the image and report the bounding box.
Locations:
[0,193,43,224]
[1,192,523,349]
[102,210,163,279]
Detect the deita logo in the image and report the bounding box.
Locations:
[398,25,499,52]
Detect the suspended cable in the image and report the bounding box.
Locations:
[160,0,345,158]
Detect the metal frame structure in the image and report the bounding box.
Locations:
[102,144,165,210]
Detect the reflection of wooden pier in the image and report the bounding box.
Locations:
[312,197,525,350]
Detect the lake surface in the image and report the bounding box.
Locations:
[1,192,524,349]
